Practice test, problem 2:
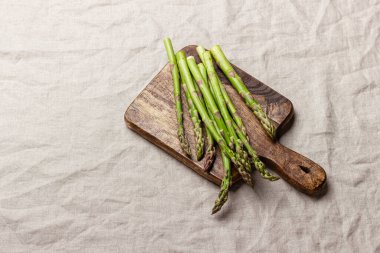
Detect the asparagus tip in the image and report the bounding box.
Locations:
[211,206,220,215]
[203,149,216,172]
[211,194,228,215]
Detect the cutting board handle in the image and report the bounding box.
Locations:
[263,143,327,196]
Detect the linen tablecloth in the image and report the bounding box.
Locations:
[0,1,379,252]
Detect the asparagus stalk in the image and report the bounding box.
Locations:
[186,58,232,149]
[177,52,253,186]
[201,52,239,145]
[207,94,222,142]
[218,73,277,180]
[176,52,222,143]
[187,56,233,147]
[204,132,216,171]
[163,38,191,156]
[210,45,276,140]
[207,105,232,213]
[218,77,247,137]
[197,63,208,87]
[233,121,279,181]
[182,81,204,160]
[197,47,246,136]
[196,46,206,64]
[192,77,216,170]
[198,62,216,99]
[197,47,215,96]
[201,52,251,175]
[199,57,252,186]
[195,65,215,126]
[212,152,232,214]
[200,46,276,181]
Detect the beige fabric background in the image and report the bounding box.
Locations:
[0,0,379,252]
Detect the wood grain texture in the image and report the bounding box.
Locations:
[125,45,326,196]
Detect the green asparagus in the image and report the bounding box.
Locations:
[212,152,232,214]
[218,77,247,137]
[163,38,191,156]
[196,46,206,64]
[197,63,208,87]
[210,45,276,140]
[181,81,204,161]
[186,57,233,149]
[202,52,253,178]
[197,46,247,137]
[192,77,216,169]
[233,121,279,181]
[178,52,253,186]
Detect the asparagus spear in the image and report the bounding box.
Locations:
[200,46,276,181]
[176,51,253,186]
[197,47,247,137]
[200,46,277,181]
[197,63,208,87]
[197,56,252,186]
[197,64,217,128]
[186,59,232,149]
[219,75,278,180]
[212,152,232,214]
[207,105,232,214]
[181,79,204,161]
[192,77,216,170]
[210,45,276,140]
[201,52,239,146]
[233,121,279,181]
[217,77,247,137]
[198,62,216,101]
[204,133,216,171]
[196,46,207,64]
[196,49,218,98]
[201,52,252,174]
[204,105,232,214]
[163,38,191,156]
[187,56,233,147]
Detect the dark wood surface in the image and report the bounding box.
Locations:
[125,45,326,196]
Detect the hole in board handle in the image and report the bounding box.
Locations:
[300,165,310,174]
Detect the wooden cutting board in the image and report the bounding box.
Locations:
[125,45,327,196]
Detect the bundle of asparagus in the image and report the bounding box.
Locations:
[163,38,279,214]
